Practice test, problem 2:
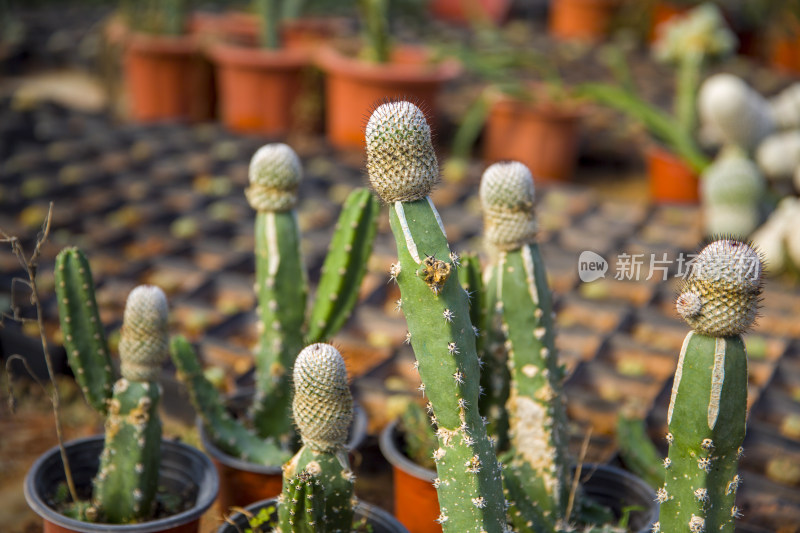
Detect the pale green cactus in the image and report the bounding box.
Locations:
[701,146,765,238]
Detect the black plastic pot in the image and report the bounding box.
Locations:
[380,419,658,533]
[216,497,409,533]
[24,435,218,533]
[199,388,369,511]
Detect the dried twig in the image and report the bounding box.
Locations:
[2,202,79,502]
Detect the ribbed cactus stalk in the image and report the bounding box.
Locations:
[701,146,765,238]
[655,239,763,533]
[54,247,113,414]
[91,286,169,523]
[366,101,507,533]
[277,343,355,533]
[172,142,378,462]
[480,162,571,531]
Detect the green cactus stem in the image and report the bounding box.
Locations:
[366,101,506,533]
[656,239,763,533]
[277,344,355,533]
[92,286,168,523]
[170,336,290,465]
[479,162,570,531]
[54,247,113,414]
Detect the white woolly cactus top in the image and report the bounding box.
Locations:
[119,285,169,382]
[292,343,353,453]
[366,101,438,203]
[653,3,736,64]
[246,143,303,212]
[479,161,537,252]
[676,240,763,337]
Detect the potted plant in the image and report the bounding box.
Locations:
[548,0,621,42]
[444,27,582,183]
[21,244,218,531]
[121,0,215,122]
[367,101,658,532]
[217,343,408,533]
[315,0,460,149]
[170,142,379,510]
[579,3,736,203]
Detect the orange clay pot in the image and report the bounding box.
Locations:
[768,25,800,74]
[548,0,618,42]
[429,0,512,26]
[484,92,581,182]
[209,43,309,135]
[379,420,441,533]
[316,44,460,149]
[124,33,214,122]
[646,146,699,204]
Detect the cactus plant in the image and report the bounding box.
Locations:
[54,250,172,523]
[277,343,356,532]
[170,142,379,464]
[366,100,507,532]
[655,239,763,533]
[479,161,571,531]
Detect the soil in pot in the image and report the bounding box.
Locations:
[24,435,218,533]
[548,0,619,42]
[216,497,408,533]
[646,146,699,204]
[380,420,658,533]
[124,34,214,123]
[484,90,582,182]
[199,389,369,511]
[316,44,460,149]
[208,43,310,136]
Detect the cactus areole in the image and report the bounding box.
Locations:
[367,101,507,533]
[656,239,763,533]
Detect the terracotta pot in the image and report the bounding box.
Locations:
[124,33,214,123]
[646,146,699,204]
[217,497,408,533]
[379,420,440,533]
[209,43,309,135]
[24,436,218,533]
[316,45,460,149]
[429,0,512,26]
[484,92,581,182]
[548,0,619,42]
[200,389,369,511]
[769,29,800,74]
[281,17,350,53]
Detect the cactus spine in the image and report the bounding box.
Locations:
[656,239,763,533]
[480,162,571,531]
[172,142,379,462]
[366,101,506,533]
[277,344,355,533]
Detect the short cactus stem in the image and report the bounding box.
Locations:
[366,101,507,533]
[660,239,763,533]
[480,162,570,528]
[277,344,355,533]
[54,247,113,414]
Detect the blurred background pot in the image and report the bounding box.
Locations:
[548,0,619,42]
[647,145,700,204]
[429,0,512,26]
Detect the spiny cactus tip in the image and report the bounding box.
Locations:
[479,161,537,251]
[676,239,763,336]
[247,143,302,212]
[119,285,169,382]
[365,100,438,203]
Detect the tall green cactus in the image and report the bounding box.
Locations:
[54,258,172,523]
[655,239,763,533]
[277,343,355,532]
[171,142,379,463]
[366,101,507,533]
[479,162,571,531]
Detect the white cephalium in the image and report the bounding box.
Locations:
[365,101,438,203]
[479,161,537,252]
[119,285,169,382]
[246,143,302,212]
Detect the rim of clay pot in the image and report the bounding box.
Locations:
[199,388,369,475]
[315,44,461,84]
[379,418,437,483]
[489,86,584,120]
[127,33,200,54]
[207,41,310,68]
[24,435,218,533]
[217,497,409,533]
